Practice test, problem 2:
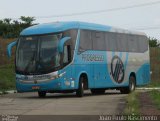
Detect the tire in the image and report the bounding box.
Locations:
[76,77,84,97]
[91,89,105,95]
[38,91,46,98]
[128,76,136,92]
[120,76,136,94]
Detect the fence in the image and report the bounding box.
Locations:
[150,47,160,82]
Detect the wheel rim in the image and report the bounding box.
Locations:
[81,80,85,94]
[130,77,135,91]
[131,81,134,91]
[82,82,84,89]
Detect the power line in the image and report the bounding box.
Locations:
[36,0,160,19]
[129,25,160,30]
[2,1,160,20]
[133,27,160,30]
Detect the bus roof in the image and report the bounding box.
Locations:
[20,21,146,36]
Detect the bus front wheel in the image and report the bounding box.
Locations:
[120,76,136,94]
[76,77,84,97]
[38,91,46,98]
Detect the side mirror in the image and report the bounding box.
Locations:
[7,40,17,58]
[58,37,71,53]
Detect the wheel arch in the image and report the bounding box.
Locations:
[78,72,89,90]
[129,72,136,86]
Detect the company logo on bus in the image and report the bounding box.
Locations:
[82,54,104,62]
[111,55,125,84]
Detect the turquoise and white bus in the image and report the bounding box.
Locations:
[7,21,150,97]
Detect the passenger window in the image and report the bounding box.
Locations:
[128,35,139,52]
[92,32,105,50]
[107,32,118,51]
[79,30,92,51]
[117,33,128,52]
[138,36,148,52]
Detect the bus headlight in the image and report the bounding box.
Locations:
[59,72,66,77]
[50,72,66,80]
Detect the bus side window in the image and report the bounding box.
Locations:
[92,32,105,51]
[128,35,138,52]
[63,45,71,65]
[138,36,148,53]
[117,33,128,52]
[107,32,117,51]
[79,30,92,52]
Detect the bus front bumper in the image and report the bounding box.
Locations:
[16,79,63,92]
[16,78,77,92]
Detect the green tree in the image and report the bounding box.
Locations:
[3,18,12,24]
[0,16,36,38]
[149,37,160,47]
[20,16,35,26]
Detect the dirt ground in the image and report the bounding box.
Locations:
[138,92,160,115]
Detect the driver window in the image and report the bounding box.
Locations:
[63,46,69,63]
[63,45,71,64]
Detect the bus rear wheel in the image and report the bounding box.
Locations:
[38,91,46,98]
[91,89,105,95]
[120,76,136,94]
[76,77,84,97]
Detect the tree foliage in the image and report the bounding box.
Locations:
[0,16,36,38]
[149,37,160,47]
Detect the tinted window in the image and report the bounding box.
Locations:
[92,32,105,50]
[117,33,128,52]
[63,29,78,59]
[138,35,148,52]
[79,29,148,53]
[128,35,139,52]
[79,30,92,51]
[105,32,118,51]
[63,29,77,50]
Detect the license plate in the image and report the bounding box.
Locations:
[32,86,40,90]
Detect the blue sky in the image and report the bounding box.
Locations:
[0,0,160,39]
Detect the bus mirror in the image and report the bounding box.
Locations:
[7,40,17,58]
[58,37,71,53]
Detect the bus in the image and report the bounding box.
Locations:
[7,21,150,97]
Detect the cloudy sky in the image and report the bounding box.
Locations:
[0,0,160,39]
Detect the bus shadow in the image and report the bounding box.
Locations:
[22,90,124,99]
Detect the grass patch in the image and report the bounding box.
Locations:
[136,80,160,88]
[147,80,160,87]
[149,90,160,110]
[124,92,140,115]
[0,64,16,91]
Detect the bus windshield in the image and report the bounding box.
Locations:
[16,34,62,75]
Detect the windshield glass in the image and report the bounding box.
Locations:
[16,34,62,75]
[39,35,61,72]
